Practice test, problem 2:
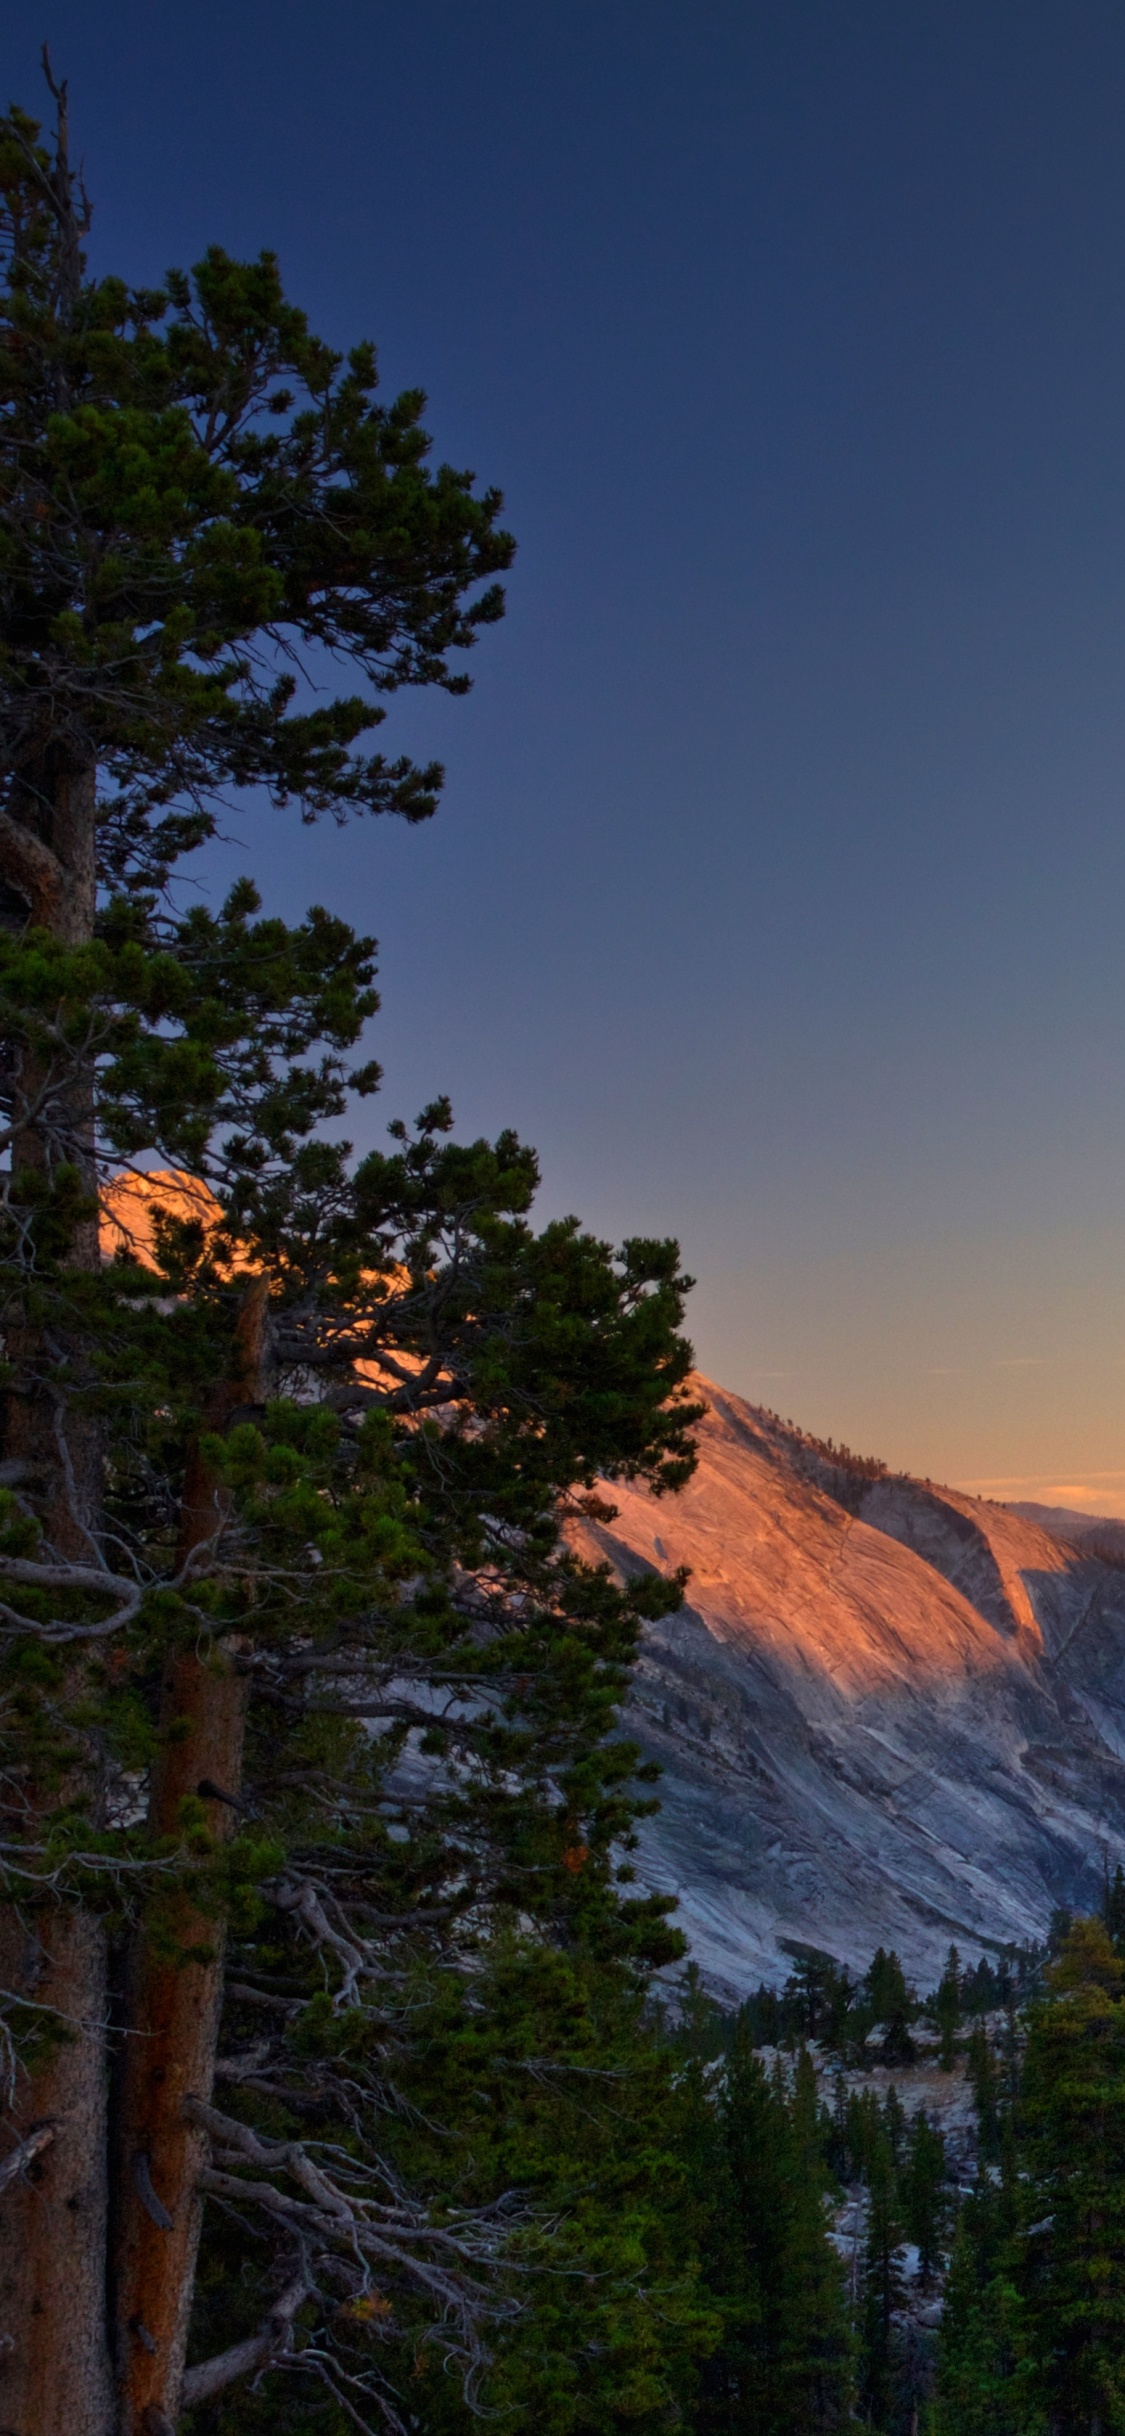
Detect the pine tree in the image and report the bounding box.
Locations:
[780,2048,855,2430]
[199,1940,718,2436]
[0,68,711,2434]
[1103,1860,1125,1954]
[858,2126,905,2429]
[694,2024,852,2433]
[936,1917,1125,2434]
[935,1944,962,2071]
[900,2108,946,2279]
[930,2164,1031,2436]
[675,1983,758,2436]
[966,2021,1001,2161]
[882,2082,907,2170]
[843,2085,884,2183]
[865,1947,915,2067]
[1017,1918,1125,2434]
[783,1948,853,2045]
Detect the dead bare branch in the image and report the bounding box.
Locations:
[0,2122,55,2192]
[180,2267,312,2406]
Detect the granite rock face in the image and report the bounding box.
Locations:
[570,1381,1125,1998]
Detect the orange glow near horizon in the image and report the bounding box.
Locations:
[954,1472,1125,1520]
[98,1172,427,1407]
[692,1219,1125,1529]
[98,1170,258,1274]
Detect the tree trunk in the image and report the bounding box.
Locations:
[113,1279,266,2433]
[0,1906,114,2436]
[0,753,114,2431]
[0,749,97,943]
[0,731,269,2429]
[112,1648,250,2436]
[3,753,101,1516]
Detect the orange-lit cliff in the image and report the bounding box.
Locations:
[570,1379,1125,1994]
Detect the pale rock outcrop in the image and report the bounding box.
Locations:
[570,1380,1125,1996]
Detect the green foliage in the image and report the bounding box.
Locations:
[1017,1922,1125,2432]
[187,1944,717,2436]
[739,1947,856,2052]
[901,2111,947,2279]
[0,80,1025,2436]
[858,2127,905,2429]
[930,2165,1031,2436]
[1,985,705,2423]
[0,97,514,892]
[1103,1859,1125,1954]
[780,1945,856,2045]
[933,1916,1125,2436]
[864,1948,915,2068]
[935,1944,961,2070]
[738,1937,1012,2072]
[965,2022,1001,2162]
[0,79,722,2426]
[685,2018,853,2434]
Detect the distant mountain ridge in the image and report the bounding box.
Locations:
[1006,1500,1125,1554]
[567,1382,1125,1997]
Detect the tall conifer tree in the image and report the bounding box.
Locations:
[857,2128,905,2429]
[1018,1920,1125,2433]
[697,2024,852,2434]
[0,71,703,2433]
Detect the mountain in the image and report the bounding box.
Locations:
[1007,1500,1125,1554]
[568,1381,1125,1999]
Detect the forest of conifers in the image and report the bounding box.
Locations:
[2,69,1125,2435]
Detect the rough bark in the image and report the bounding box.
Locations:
[0,752,114,2430]
[3,755,101,1524]
[2,752,97,943]
[0,722,270,2428]
[113,1281,267,2433]
[0,1906,114,2435]
[112,1649,251,2434]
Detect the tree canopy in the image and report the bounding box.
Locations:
[0,69,709,2435]
[0,69,513,933]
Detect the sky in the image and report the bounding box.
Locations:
[10,1,1125,1509]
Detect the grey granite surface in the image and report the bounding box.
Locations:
[570,1381,1125,1995]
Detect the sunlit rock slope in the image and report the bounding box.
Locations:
[569,1381,1125,1998]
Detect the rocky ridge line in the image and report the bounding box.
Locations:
[567,1380,1125,1994]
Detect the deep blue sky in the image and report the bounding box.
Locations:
[13,2,1125,1501]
